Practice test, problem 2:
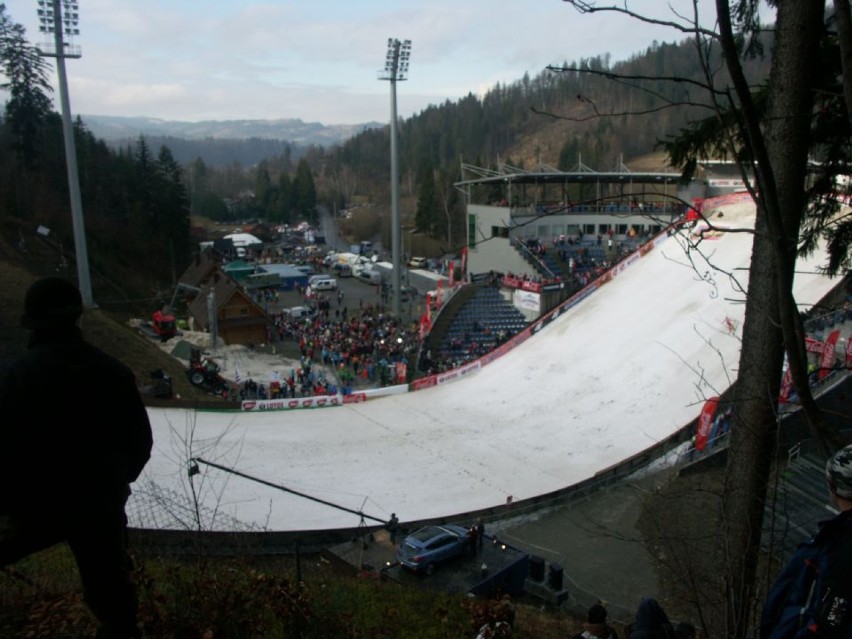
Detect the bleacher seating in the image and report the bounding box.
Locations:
[436,286,528,362]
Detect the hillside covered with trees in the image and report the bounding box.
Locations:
[2,0,770,286]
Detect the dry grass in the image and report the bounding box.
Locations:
[0,217,211,401]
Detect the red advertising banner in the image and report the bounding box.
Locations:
[448,261,455,287]
[819,329,841,380]
[502,275,543,293]
[779,337,830,404]
[778,368,794,404]
[419,313,429,341]
[241,394,345,412]
[805,337,826,354]
[694,396,719,452]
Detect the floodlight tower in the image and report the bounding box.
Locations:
[36,0,93,307]
[378,38,411,319]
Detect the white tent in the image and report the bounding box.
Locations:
[223,233,263,247]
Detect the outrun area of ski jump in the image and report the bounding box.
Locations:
[131,197,838,533]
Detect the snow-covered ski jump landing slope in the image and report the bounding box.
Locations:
[132,200,838,532]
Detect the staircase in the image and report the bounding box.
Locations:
[764,448,838,563]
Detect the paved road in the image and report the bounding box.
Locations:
[488,474,662,624]
[327,475,663,625]
[275,268,425,325]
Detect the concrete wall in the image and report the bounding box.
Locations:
[467,205,533,277]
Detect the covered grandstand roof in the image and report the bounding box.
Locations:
[454,160,683,188]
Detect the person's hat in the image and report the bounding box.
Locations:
[826,444,852,500]
[588,603,607,623]
[20,277,83,330]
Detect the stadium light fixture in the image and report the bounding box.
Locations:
[36,0,93,307]
[378,38,411,319]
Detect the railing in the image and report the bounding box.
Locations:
[510,237,559,279]
[787,441,802,465]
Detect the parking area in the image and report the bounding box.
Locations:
[274,269,426,324]
[327,526,529,598]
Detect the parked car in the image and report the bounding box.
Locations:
[357,268,382,285]
[397,524,469,574]
[282,306,313,320]
[408,256,427,269]
[311,277,338,291]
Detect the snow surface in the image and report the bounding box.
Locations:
[131,201,838,532]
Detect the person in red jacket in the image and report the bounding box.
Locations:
[0,277,153,639]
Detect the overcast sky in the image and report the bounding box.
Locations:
[5,1,755,125]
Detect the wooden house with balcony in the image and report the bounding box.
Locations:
[187,272,270,347]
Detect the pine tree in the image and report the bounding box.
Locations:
[293,159,317,224]
[0,4,53,169]
[155,145,191,272]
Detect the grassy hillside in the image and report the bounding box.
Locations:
[0,217,212,401]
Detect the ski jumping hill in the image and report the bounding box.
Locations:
[131,198,838,533]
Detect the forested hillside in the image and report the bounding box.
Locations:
[320,38,770,243]
[1,0,769,305]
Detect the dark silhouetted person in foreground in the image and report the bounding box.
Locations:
[0,278,153,638]
[760,443,852,639]
[674,621,696,639]
[627,597,676,639]
[575,602,619,639]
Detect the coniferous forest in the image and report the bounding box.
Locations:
[0,2,770,298]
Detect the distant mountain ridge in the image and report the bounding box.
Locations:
[80,114,383,146]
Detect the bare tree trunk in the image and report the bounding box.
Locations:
[721,2,825,637]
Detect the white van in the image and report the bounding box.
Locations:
[308,274,331,286]
[357,268,382,285]
[312,277,338,291]
[283,306,313,320]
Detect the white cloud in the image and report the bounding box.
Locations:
[3,0,774,124]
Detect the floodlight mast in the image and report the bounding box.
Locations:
[37,0,93,307]
[378,38,411,319]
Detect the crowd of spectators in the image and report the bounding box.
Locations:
[264,293,422,394]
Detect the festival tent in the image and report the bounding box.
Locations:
[223,233,263,248]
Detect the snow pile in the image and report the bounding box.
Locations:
[129,319,313,386]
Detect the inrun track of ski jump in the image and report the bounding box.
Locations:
[129,195,840,534]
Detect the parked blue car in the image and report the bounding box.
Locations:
[396,524,470,574]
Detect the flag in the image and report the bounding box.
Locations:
[778,367,794,404]
[819,329,840,380]
[419,312,432,340]
[694,396,719,452]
